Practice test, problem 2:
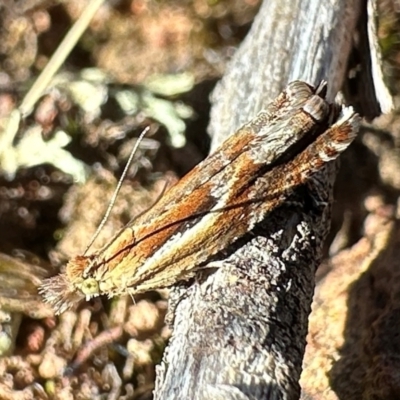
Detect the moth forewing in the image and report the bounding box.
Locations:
[40,81,360,314]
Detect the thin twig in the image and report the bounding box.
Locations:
[19,0,106,117]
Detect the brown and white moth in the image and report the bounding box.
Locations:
[40,80,360,314]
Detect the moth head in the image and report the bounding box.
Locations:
[39,255,102,315]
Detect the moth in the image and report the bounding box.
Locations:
[40,81,360,314]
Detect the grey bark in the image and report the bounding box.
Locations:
[154,0,388,399]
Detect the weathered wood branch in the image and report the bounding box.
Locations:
[154,1,388,399]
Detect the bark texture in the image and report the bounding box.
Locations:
[154,1,387,399]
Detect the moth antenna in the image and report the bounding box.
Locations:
[94,173,171,256]
[84,126,151,255]
[126,176,170,225]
